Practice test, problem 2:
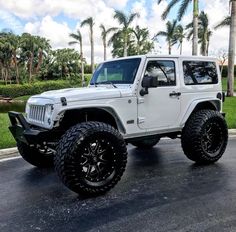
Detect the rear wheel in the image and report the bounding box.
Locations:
[54,121,127,196]
[181,110,228,164]
[17,142,54,168]
[131,137,160,149]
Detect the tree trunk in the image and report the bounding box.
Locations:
[124,31,128,57]
[168,40,171,55]
[91,26,95,74]
[192,0,199,55]
[227,0,236,96]
[35,49,43,74]
[13,51,19,84]
[180,42,183,55]
[79,40,85,86]
[103,38,107,61]
[29,52,33,83]
[206,39,210,56]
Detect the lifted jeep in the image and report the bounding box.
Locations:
[9,55,228,196]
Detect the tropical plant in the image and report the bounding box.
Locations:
[113,10,139,57]
[215,16,231,29]
[186,11,212,56]
[154,20,178,55]
[172,25,185,55]
[35,36,51,75]
[69,29,85,85]
[20,33,39,83]
[81,17,95,73]
[227,0,236,97]
[131,26,154,55]
[100,24,117,61]
[158,0,199,55]
[50,48,81,80]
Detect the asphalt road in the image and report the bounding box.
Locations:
[1,138,236,232]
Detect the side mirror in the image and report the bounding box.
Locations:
[142,75,158,88]
[140,75,158,96]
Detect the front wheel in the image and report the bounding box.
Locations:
[181,110,228,164]
[54,122,127,196]
[17,142,54,168]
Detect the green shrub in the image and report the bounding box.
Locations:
[221,65,236,77]
[0,80,81,98]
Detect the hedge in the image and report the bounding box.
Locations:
[221,65,236,77]
[0,80,81,98]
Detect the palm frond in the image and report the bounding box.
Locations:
[162,0,180,20]
[155,31,168,37]
[128,12,139,24]
[178,0,192,21]
[68,41,78,46]
[114,10,127,26]
[81,17,94,27]
[214,16,231,29]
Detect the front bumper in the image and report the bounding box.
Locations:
[8,111,59,145]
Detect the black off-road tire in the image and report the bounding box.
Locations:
[54,121,127,196]
[131,137,160,149]
[181,110,228,164]
[17,142,54,168]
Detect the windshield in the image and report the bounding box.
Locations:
[90,58,141,85]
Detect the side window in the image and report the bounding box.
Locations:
[145,60,176,86]
[183,61,218,85]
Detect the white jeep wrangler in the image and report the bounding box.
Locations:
[9,55,228,196]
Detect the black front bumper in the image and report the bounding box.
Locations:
[8,111,59,145]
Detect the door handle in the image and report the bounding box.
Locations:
[169,91,181,97]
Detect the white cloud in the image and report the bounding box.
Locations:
[24,16,72,48]
[0,0,232,63]
[104,0,129,9]
[0,10,23,33]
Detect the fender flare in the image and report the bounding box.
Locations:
[180,99,221,126]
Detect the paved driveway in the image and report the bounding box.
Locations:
[0,138,236,232]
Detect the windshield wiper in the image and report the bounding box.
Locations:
[95,81,117,88]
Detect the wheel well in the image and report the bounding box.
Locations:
[58,108,124,133]
[193,101,219,113]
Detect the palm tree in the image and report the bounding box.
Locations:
[173,25,185,55]
[131,26,153,55]
[158,0,199,55]
[81,17,95,73]
[113,10,139,57]
[227,0,236,97]
[20,33,38,83]
[6,34,20,84]
[100,24,117,61]
[69,29,85,85]
[215,16,231,29]
[35,36,51,74]
[154,20,178,55]
[186,11,212,56]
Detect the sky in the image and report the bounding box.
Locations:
[0,0,230,63]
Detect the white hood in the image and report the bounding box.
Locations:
[29,86,133,104]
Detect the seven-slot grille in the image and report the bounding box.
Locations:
[28,105,46,124]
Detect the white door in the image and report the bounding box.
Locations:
[138,58,181,130]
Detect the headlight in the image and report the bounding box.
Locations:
[45,104,54,125]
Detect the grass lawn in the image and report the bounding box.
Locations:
[14,95,31,101]
[223,97,236,129]
[0,96,235,149]
[222,78,236,92]
[0,113,16,149]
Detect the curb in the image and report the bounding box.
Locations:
[0,129,236,161]
[0,147,19,160]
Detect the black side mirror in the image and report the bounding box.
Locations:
[140,75,158,96]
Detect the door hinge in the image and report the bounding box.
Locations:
[138,117,145,124]
[137,97,144,104]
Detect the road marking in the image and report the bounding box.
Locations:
[0,156,21,163]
